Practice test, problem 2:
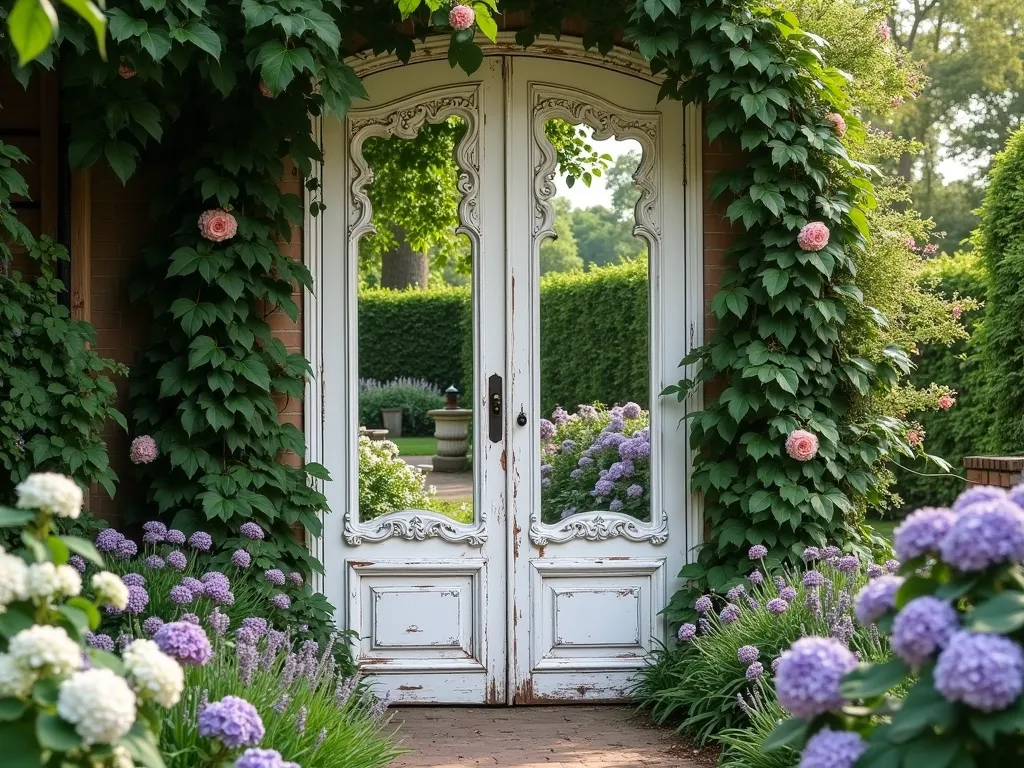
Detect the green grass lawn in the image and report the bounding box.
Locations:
[868,518,898,541]
[391,436,437,455]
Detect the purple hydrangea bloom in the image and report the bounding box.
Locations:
[540,464,553,479]
[940,499,1024,572]
[154,621,212,666]
[86,632,114,651]
[116,539,138,558]
[854,575,904,626]
[677,623,697,642]
[775,637,858,719]
[265,568,286,586]
[953,485,1006,511]
[165,529,186,545]
[836,555,860,573]
[169,585,194,605]
[122,573,146,587]
[600,432,626,448]
[738,645,759,664]
[891,596,959,667]
[578,405,598,420]
[894,507,957,561]
[748,545,768,560]
[236,748,293,768]
[209,608,230,636]
[561,439,576,452]
[569,469,584,481]
[126,585,150,615]
[609,499,624,513]
[578,456,594,468]
[748,570,765,586]
[144,555,165,570]
[242,617,269,637]
[780,586,798,601]
[802,546,821,562]
[181,613,201,625]
[68,554,86,574]
[198,695,265,748]
[803,570,825,588]
[767,598,789,615]
[745,662,764,680]
[142,616,164,636]
[935,631,1024,712]
[720,604,741,624]
[726,585,746,602]
[695,595,713,613]
[551,407,569,425]
[166,551,187,571]
[240,522,265,541]
[606,461,634,481]
[232,549,252,568]
[540,477,551,489]
[885,559,901,573]
[866,563,884,579]
[95,528,124,553]
[592,479,615,497]
[539,419,556,440]
[272,594,291,610]
[798,727,867,768]
[189,531,213,551]
[622,402,643,419]
[626,484,643,499]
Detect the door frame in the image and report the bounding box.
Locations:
[304,34,706,703]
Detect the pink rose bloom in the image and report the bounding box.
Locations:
[259,81,274,98]
[785,430,819,462]
[951,304,963,320]
[118,64,137,80]
[907,429,924,448]
[877,21,891,42]
[198,209,238,242]
[922,243,938,255]
[824,113,847,138]
[130,435,159,465]
[904,237,918,251]
[938,395,955,410]
[449,4,475,30]
[797,222,830,252]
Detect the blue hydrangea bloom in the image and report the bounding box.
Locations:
[935,631,1024,712]
[775,637,858,719]
[891,596,958,667]
[893,507,957,561]
[798,727,867,768]
[154,621,212,666]
[939,499,1024,572]
[626,484,643,499]
[952,485,1005,512]
[854,575,903,626]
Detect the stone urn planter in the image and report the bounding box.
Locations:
[427,386,472,472]
[359,426,390,441]
[380,407,404,438]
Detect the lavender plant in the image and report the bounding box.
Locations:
[635,544,890,743]
[765,484,1024,767]
[540,403,651,524]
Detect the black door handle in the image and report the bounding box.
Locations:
[517,407,527,427]
[488,374,502,443]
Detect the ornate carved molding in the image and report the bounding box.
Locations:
[530,510,669,546]
[345,509,487,546]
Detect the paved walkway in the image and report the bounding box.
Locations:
[403,455,473,501]
[389,707,714,767]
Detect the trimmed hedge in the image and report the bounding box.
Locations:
[358,260,650,414]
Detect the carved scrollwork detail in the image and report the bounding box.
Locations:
[345,509,487,546]
[529,510,669,546]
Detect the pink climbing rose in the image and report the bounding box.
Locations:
[824,113,847,138]
[876,21,891,42]
[198,209,238,243]
[938,394,956,410]
[259,81,274,98]
[449,3,475,30]
[951,304,963,320]
[130,435,159,465]
[907,429,924,448]
[797,222,830,252]
[785,430,819,462]
[118,64,137,80]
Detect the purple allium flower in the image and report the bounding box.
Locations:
[866,563,884,579]
[265,568,285,586]
[798,727,867,768]
[622,402,643,419]
[748,545,768,560]
[144,555,165,570]
[940,499,1024,572]
[780,586,798,601]
[189,531,213,551]
[122,573,146,587]
[242,617,268,637]
[727,585,746,602]
[116,633,133,652]
[953,485,1006,511]
[738,645,759,664]
[272,594,291,610]
[894,507,957,561]
[822,545,840,558]
[935,631,1024,712]
[126,584,150,615]
[626,484,644,499]
[209,608,230,636]
[854,575,903,626]
[181,613,201,625]
[205,581,234,606]
[748,570,764,586]
[86,632,114,651]
[240,522,265,541]
[142,521,167,539]
[609,499,624,513]
[891,596,959,667]
[236,749,291,768]
[95,528,124,553]
[767,598,789,615]
[677,623,697,642]
[695,595,713,613]
[720,604,741,624]
[116,539,138,558]
[803,571,825,589]
[745,662,764,680]
[775,637,858,719]
[165,552,188,573]
[539,419,556,440]
[836,555,860,573]
[181,576,206,595]
[198,695,265,748]
[802,546,821,562]
[142,616,164,636]
[885,559,901,573]
[154,621,212,666]
[68,555,86,574]
[165,529,186,545]
[231,549,252,569]
[201,571,229,587]
[169,585,194,605]
[592,479,615,497]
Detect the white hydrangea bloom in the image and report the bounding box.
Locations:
[110,745,134,768]
[123,639,184,708]
[0,653,35,698]
[26,562,61,601]
[55,564,82,598]
[15,472,83,519]
[0,549,28,611]
[57,668,136,745]
[91,571,129,610]
[9,625,82,676]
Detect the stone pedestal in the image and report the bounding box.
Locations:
[359,427,390,441]
[427,408,472,472]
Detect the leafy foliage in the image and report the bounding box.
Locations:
[358,378,445,437]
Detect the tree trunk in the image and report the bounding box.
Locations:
[380,226,429,290]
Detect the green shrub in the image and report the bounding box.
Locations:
[358,378,445,436]
[357,436,434,520]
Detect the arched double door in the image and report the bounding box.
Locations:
[313,44,703,704]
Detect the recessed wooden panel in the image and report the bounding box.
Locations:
[372,586,463,649]
[552,587,641,647]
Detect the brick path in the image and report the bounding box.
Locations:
[389,706,709,767]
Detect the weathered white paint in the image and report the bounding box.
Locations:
[309,37,704,705]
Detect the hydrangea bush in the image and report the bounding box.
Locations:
[765,484,1024,766]
[357,436,436,520]
[0,473,174,767]
[539,403,650,524]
